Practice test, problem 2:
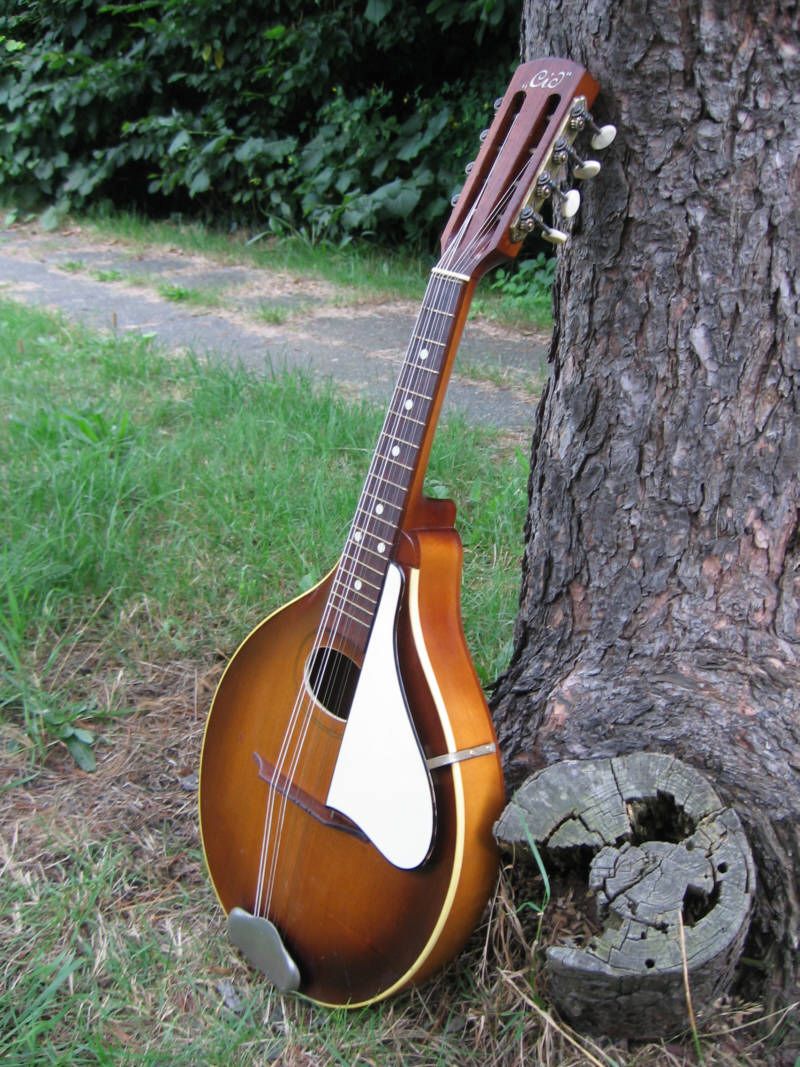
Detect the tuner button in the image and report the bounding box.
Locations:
[560,188,581,218]
[465,161,475,175]
[570,100,617,152]
[542,226,568,246]
[479,129,490,142]
[553,137,601,181]
[573,159,601,180]
[493,96,504,110]
[536,172,581,219]
[510,207,568,246]
[450,191,460,206]
[590,123,617,150]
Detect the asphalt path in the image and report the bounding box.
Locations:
[0,226,550,433]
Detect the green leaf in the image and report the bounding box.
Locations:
[39,205,65,231]
[69,727,95,745]
[364,0,392,24]
[64,735,97,772]
[370,178,422,219]
[187,169,211,197]
[168,130,191,155]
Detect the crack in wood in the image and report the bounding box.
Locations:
[494,752,755,1038]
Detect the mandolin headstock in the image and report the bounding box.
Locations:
[439,58,615,280]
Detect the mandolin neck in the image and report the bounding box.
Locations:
[327,265,477,653]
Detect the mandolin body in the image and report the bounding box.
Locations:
[199,499,505,1006]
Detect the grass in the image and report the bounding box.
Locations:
[77,208,555,328]
[457,356,546,398]
[156,282,226,308]
[1,299,791,1065]
[255,302,308,326]
[0,299,525,736]
[82,209,434,304]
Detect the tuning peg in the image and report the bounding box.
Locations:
[536,172,581,218]
[511,206,568,246]
[465,161,475,175]
[493,96,504,110]
[551,137,601,180]
[450,190,460,206]
[479,128,490,142]
[569,100,616,150]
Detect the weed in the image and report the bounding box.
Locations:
[156,283,224,307]
[255,303,294,325]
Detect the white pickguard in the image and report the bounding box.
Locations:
[326,563,435,870]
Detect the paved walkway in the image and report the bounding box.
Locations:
[0,225,550,433]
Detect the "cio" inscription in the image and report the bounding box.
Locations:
[528,69,572,89]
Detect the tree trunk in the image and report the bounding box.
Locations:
[492,0,800,1003]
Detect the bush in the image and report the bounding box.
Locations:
[0,0,520,247]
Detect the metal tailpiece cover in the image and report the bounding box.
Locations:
[227,907,301,992]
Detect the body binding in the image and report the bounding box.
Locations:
[199,505,505,1006]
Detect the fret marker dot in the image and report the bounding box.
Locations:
[404,399,413,410]
[391,445,400,457]
[375,503,384,515]
[377,542,386,554]
[354,579,362,591]
[419,349,429,360]
[354,530,362,542]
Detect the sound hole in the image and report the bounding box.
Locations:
[306,646,360,721]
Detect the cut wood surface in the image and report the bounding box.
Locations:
[495,752,755,1038]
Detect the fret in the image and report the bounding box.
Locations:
[375,451,413,471]
[358,491,402,514]
[358,541,392,563]
[412,335,446,347]
[378,432,418,451]
[419,305,455,319]
[365,471,406,494]
[387,408,425,427]
[403,361,438,376]
[341,547,384,577]
[330,580,377,614]
[354,509,397,534]
[333,568,381,595]
[326,593,373,628]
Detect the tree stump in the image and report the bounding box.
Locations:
[495,753,755,1039]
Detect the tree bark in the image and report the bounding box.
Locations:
[492,0,800,1002]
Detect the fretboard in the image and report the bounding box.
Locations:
[324,267,470,650]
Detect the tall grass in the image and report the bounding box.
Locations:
[0,298,527,759]
[78,208,555,326]
[82,209,435,303]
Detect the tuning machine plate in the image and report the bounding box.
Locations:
[510,93,616,248]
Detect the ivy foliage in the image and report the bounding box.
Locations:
[0,1,520,246]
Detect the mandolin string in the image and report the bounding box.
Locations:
[257,264,463,913]
[256,162,532,917]
[256,258,470,915]
[256,124,550,915]
[257,165,530,917]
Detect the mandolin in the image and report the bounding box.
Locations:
[199,57,614,1007]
